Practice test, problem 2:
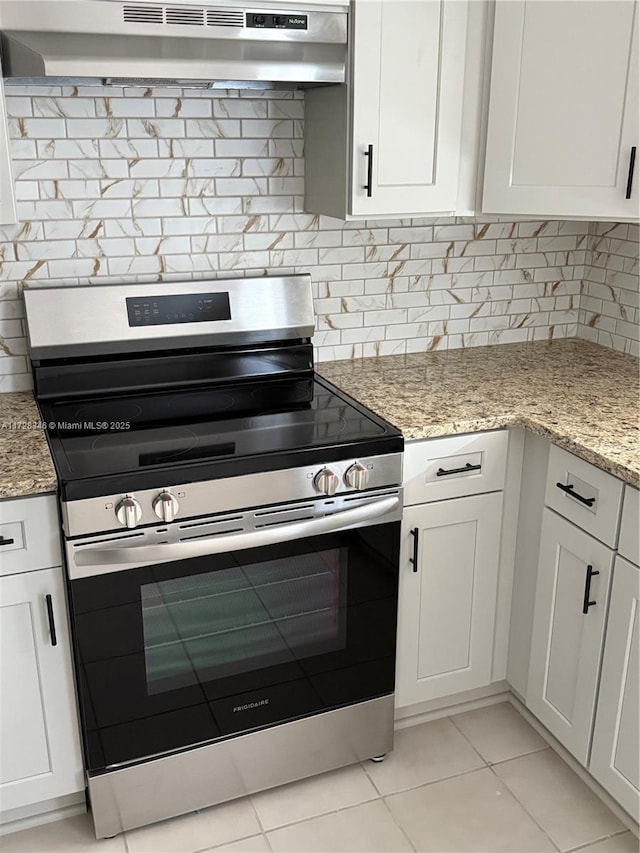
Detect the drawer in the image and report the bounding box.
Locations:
[544,445,624,548]
[403,430,508,506]
[619,485,639,566]
[0,495,62,576]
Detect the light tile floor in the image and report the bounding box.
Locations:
[3,702,637,853]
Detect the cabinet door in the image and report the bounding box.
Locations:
[350,0,468,217]
[527,510,614,765]
[590,556,640,822]
[483,0,639,219]
[0,567,84,815]
[0,73,18,226]
[396,492,502,707]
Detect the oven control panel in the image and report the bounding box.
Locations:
[63,453,404,536]
[125,292,231,327]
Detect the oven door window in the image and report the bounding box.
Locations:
[141,550,347,695]
[70,524,399,773]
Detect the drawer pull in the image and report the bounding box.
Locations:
[0,536,15,546]
[437,462,481,477]
[45,594,58,647]
[582,564,600,614]
[409,527,419,572]
[556,482,595,507]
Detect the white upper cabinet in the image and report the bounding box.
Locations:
[305,0,471,219]
[483,0,639,219]
[349,0,467,217]
[0,74,18,226]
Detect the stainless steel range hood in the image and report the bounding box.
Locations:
[0,0,348,88]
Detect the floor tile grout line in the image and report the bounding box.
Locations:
[259,790,382,836]
[248,790,268,835]
[378,789,419,853]
[447,711,498,767]
[563,828,637,853]
[125,824,267,853]
[484,743,552,767]
[487,763,561,853]
[199,830,273,853]
[489,745,554,769]
[253,763,509,838]
[263,829,274,852]
[447,707,551,767]
[380,764,497,802]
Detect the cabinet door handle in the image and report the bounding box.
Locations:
[555,482,595,507]
[582,564,600,615]
[409,527,419,572]
[45,594,58,646]
[0,535,15,546]
[363,144,373,197]
[437,462,481,477]
[626,146,636,199]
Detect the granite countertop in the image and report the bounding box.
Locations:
[0,392,57,499]
[1,339,638,499]
[318,338,640,488]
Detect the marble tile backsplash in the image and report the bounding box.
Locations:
[0,83,635,393]
[578,222,639,358]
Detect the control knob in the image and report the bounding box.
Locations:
[345,462,369,491]
[153,490,179,523]
[115,495,142,529]
[313,467,339,496]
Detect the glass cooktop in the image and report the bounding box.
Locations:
[38,376,402,501]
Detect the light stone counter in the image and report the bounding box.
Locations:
[1,339,638,498]
[0,392,57,499]
[318,339,640,488]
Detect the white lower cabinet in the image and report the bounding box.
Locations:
[396,492,503,707]
[0,566,84,817]
[527,509,614,765]
[590,555,640,822]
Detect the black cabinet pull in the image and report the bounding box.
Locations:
[436,462,481,477]
[409,527,419,572]
[0,536,15,546]
[582,564,600,614]
[626,146,636,199]
[363,144,373,197]
[555,482,595,507]
[45,594,58,646]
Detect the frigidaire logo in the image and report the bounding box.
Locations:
[232,699,270,713]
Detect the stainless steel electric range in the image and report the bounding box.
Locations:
[24,275,403,839]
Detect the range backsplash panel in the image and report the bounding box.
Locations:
[0,84,637,392]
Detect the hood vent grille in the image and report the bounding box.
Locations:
[207,10,244,26]
[166,7,205,25]
[123,4,164,23]
[123,3,244,28]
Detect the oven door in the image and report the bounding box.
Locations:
[67,501,401,773]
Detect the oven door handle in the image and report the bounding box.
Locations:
[71,495,401,575]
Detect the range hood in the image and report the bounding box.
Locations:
[0,0,348,88]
